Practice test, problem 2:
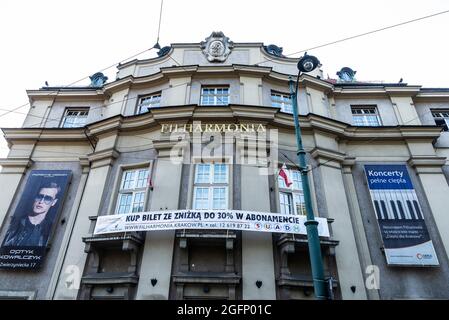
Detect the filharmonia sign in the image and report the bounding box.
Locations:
[94,209,330,237]
[161,123,267,133]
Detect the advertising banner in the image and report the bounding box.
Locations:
[364,164,438,266]
[94,209,330,237]
[0,170,72,269]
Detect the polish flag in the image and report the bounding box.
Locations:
[279,164,292,187]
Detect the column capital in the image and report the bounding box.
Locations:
[310,147,346,169]
[153,139,188,159]
[0,158,33,174]
[408,156,447,174]
[79,157,91,174]
[87,148,119,169]
[342,157,356,173]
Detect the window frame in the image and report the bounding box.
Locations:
[431,109,449,132]
[136,92,162,114]
[271,91,293,114]
[199,86,230,106]
[113,163,152,215]
[350,105,381,127]
[277,167,305,215]
[192,162,230,210]
[60,107,90,128]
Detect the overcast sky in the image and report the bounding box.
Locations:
[0,0,448,157]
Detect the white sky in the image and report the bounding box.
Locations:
[0,0,448,157]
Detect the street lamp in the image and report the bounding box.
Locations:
[289,53,328,299]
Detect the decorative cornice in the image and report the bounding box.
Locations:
[332,85,420,98]
[341,157,356,173]
[87,117,123,136]
[0,158,33,174]
[1,106,444,147]
[385,86,421,96]
[152,139,188,159]
[117,47,175,69]
[26,89,106,101]
[310,147,346,169]
[408,156,446,174]
[230,105,277,120]
[2,128,88,141]
[79,157,90,174]
[101,65,336,97]
[415,91,449,101]
[400,127,443,138]
[87,148,119,168]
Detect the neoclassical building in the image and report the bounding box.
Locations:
[0,32,449,300]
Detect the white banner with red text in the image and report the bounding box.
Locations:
[93,210,330,237]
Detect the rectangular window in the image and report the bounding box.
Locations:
[200,86,229,106]
[279,192,293,215]
[431,110,449,132]
[193,163,229,209]
[278,168,305,215]
[271,91,293,113]
[61,108,89,128]
[137,93,161,114]
[351,106,380,126]
[116,168,150,214]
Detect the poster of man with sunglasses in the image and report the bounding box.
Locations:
[0,170,71,269]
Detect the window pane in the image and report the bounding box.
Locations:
[62,109,89,128]
[132,192,145,213]
[136,169,149,188]
[195,164,211,183]
[281,104,293,114]
[194,187,209,209]
[213,164,227,183]
[201,87,229,106]
[292,171,302,190]
[212,187,227,209]
[351,107,380,126]
[279,192,293,215]
[293,193,305,215]
[122,171,136,189]
[138,94,161,114]
[352,115,380,126]
[278,174,287,189]
[278,169,296,189]
[352,116,366,126]
[271,92,292,113]
[118,193,132,214]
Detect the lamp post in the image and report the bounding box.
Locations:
[289,53,328,299]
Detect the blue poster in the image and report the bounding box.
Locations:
[364,164,438,266]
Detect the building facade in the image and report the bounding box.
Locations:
[1,32,449,300]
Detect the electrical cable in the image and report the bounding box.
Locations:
[2,8,449,126]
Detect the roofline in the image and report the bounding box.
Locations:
[24,63,449,99]
[117,41,301,70]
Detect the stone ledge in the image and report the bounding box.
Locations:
[81,272,139,285]
[173,272,241,285]
[310,147,346,169]
[276,274,338,288]
[0,158,33,174]
[87,148,119,168]
[408,156,447,173]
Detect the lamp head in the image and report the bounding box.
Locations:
[297,54,320,73]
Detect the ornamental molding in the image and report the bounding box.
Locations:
[201,32,233,62]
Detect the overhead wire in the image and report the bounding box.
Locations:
[2,8,449,126]
[0,8,447,173]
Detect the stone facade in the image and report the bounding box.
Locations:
[1,33,449,300]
